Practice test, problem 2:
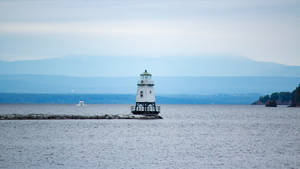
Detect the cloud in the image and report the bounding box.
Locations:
[0,21,180,36]
[0,0,299,65]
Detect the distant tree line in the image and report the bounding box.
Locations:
[0,93,260,104]
[258,92,292,105]
[254,83,300,107]
[291,84,300,107]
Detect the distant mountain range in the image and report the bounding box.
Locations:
[0,55,299,104]
[0,93,263,104]
[0,75,299,95]
[1,55,300,77]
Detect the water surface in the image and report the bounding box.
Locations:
[0,104,299,169]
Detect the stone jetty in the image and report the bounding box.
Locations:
[0,114,163,120]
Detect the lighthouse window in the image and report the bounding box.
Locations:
[150,90,152,94]
[140,91,143,97]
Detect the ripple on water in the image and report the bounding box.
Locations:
[0,104,299,169]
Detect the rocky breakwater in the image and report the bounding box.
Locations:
[0,114,163,120]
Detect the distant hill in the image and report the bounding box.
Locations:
[1,55,299,104]
[1,55,300,77]
[0,75,299,95]
[252,84,300,107]
[0,93,261,104]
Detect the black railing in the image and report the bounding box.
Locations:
[131,105,160,112]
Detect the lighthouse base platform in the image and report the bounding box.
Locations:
[131,110,160,116]
[131,102,160,116]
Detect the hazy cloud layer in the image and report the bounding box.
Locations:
[0,0,299,65]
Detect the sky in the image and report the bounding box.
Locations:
[0,0,299,66]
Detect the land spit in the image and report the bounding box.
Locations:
[0,114,163,120]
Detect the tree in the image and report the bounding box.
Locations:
[259,95,270,103]
[270,92,279,101]
[291,83,300,107]
[279,92,292,102]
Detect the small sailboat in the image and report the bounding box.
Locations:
[77,100,85,107]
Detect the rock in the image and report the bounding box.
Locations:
[265,100,277,107]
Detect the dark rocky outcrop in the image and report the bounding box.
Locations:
[253,84,300,107]
[290,84,300,107]
[265,100,277,107]
[0,114,163,120]
[252,92,292,105]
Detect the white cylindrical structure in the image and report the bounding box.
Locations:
[136,70,155,103]
[131,70,160,115]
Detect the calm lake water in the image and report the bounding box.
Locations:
[0,104,299,169]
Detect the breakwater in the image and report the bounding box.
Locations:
[0,114,163,120]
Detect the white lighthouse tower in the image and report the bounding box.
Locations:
[131,70,160,115]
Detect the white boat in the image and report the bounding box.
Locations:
[77,100,85,107]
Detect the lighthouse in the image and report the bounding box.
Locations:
[131,70,160,115]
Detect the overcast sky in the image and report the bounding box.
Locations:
[0,0,299,65]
